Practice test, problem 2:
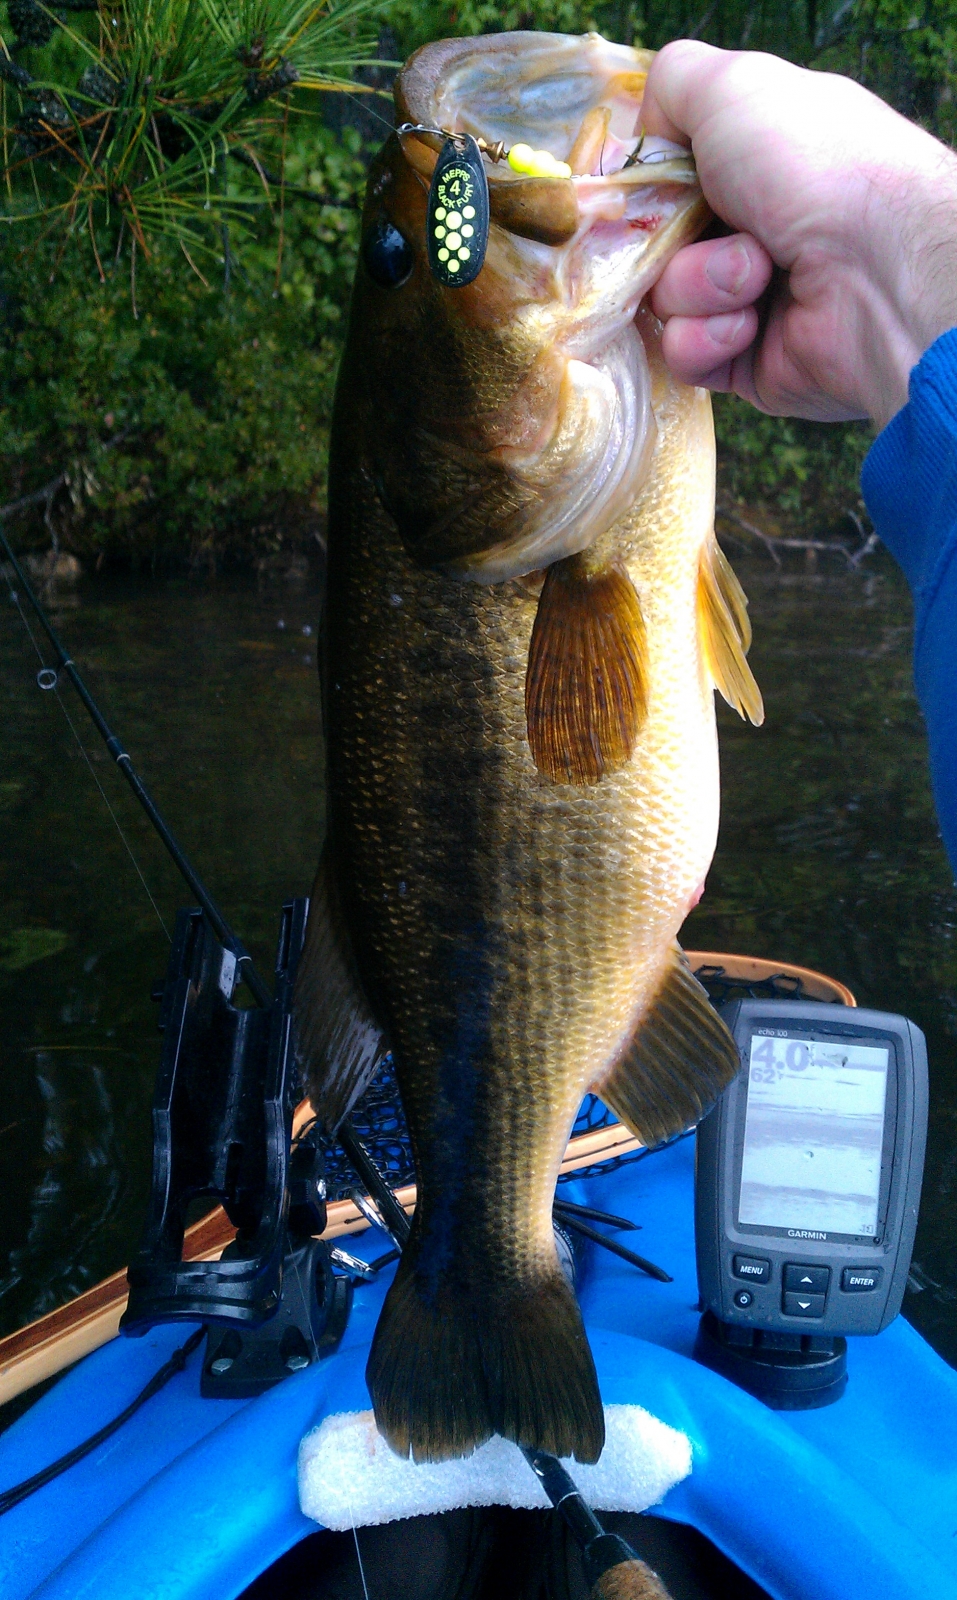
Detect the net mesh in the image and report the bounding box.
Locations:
[319,965,820,1201]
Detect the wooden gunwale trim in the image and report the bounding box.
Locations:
[0,952,853,1406]
[687,951,857,1008]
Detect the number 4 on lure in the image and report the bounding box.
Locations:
[341,1128,673,1600]
[403,121,575,288]
[425,132,489,287]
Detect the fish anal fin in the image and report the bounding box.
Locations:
[697,533,764,726]
[368,1256,604,1464]
[525,554,648,787]
[597,943,740,1147]
[294,850,387,1135]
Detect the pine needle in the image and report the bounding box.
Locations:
[0,0,382,264]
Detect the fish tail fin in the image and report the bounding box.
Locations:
[597,942,740,1148]
[367,1252,605,1464]
[697,532,764,726]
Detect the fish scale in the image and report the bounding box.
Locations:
[297,30,762,1466]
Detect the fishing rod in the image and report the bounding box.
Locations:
[0,525,271,1007]
[0,525,409,1257]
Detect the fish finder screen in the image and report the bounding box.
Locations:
[737,1035,890,1236]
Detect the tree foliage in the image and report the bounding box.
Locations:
[0,121,364,565]
[0,0,954,564]
[0,0,378,256]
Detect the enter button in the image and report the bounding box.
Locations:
[841,1267,882,1292]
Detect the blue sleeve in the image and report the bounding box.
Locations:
[861,328,957,877]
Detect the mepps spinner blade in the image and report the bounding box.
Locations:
[427,135,489,288]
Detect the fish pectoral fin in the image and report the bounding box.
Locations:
[294,849,388,1135]
[525,553,648,786]
[597,943,740,1147]
[697,532,764,726]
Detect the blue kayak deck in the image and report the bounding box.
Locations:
[1,1135,955,1600]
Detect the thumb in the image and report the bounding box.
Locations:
[641,39,727,145]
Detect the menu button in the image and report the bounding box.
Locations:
[733,1255,770,1284]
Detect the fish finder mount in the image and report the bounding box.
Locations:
[121,900,351,1395]
[694,998,928,1410]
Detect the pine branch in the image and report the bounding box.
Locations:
[0,0,380,255]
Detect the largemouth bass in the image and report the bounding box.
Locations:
[297,30,763,1466]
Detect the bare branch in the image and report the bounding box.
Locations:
[0,471,66,524]
[717,500,879,571]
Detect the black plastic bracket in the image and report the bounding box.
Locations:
[121,898,309,1333]
[694,1310,847,1409]
[201,1235,353,1398]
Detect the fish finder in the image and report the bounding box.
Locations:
[694,998,927,1408]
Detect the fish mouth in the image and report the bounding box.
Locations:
[389,34,709,584]
[396,31,701,244]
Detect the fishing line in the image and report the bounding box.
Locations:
[352,1523,371,1600]
[338,87,395,136]
[345,1491,372,1600]
[1,566,171,940]
[50,680,172,942]
[0,525,272,1006]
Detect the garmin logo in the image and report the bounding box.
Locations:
[787,1229,827,1240]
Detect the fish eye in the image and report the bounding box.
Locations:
[362,216,414,289]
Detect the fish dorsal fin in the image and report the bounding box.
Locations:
[697,533,764,726]
[295,849,388,1135]
[596,943,740,1147]
[525,554,648,786]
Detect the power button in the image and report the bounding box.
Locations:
[733,1289,754,1310]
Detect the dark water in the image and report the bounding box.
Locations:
[1,551,955,1366]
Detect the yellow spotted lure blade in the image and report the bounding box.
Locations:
[426,135,489,287]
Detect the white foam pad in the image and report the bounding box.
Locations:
[298,1406,692,1531]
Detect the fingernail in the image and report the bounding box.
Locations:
[705,239,751,296]
[706,310,748,347]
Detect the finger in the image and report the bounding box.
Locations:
[650,235,773,320]
[659,308,760,390]
[640,39,725,144]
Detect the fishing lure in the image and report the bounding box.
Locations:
[426,133,489,287]
[398,122,572,288]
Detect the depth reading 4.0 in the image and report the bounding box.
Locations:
[740,1032,890,1239]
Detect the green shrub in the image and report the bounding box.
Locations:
[0,125,364,567]
[1,0,954,564]
[713,400,873,532]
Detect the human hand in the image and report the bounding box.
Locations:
[643,42,957,428]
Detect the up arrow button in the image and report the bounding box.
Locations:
[784,1263,831,1294]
